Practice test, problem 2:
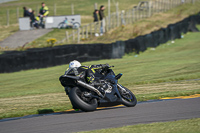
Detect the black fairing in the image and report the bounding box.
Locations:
[59,75,79,87]
[97,69,123,107]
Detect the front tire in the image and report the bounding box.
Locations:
[69,87,98,112]
[118,84,137,107]
[72,22,80,29]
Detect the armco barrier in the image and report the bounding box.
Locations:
[0,15,200,73]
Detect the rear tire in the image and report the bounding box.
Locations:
[58,22,64,29]
[118,84,137,107]
[69,87,98,112]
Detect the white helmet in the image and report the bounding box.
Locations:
[69,60,81,68]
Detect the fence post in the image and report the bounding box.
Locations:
[77,28,80,43]
[166,0,168,10]
[110,14,113,28]
[159,0,161,12]
[37,5,39,14]
[111,13,114,28]
[105,17,108,32]
[86,25,88,38]
[54,3,56,16]
[157,0,159,12]
[108,0,111,30]
[7,9,9,26]
[65,31,69,43]
[150,1,153,14]
[166,0,169,11]
[99,21,101,35]
[156,0,159,13]
[71,3,74,15]
[94,3,98,9]
[163,0,165,11]
[81,26,84,39]
[129,9,131,23]
[124,11,127,24]
[116,2,119,27]
[120,11,122,25]
[94,22,98,34]
[72,30,75,42]
[90,23,92,36]
[130,9,132,23]
[114,13,116,28]
[138,8,140,20]
[164,0,166,12]
[131,8,134,24]
[141,8,143,19]
[16,7,19,23]
[170,0,172,9]
[135,9,137,21]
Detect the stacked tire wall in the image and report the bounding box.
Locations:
[0,15,199,73]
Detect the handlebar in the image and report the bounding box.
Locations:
[109,66,115,68]
[101,64,114,69]
[100,64,114,74]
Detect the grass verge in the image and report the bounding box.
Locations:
[79,118,200,133]
[0,25,200,119]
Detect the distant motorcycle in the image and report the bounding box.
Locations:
[58,17,80,29]
[59,65,137,112]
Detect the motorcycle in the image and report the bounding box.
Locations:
[59,65,137,112]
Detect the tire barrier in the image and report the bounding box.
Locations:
[0,14,200,73]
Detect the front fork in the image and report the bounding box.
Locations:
[117,84,128,94]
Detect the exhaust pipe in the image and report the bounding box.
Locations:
[77,80,104,98]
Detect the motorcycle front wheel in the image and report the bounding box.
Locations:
[118,84,137,107]
[69,87,98,112]
[72,22,80,29]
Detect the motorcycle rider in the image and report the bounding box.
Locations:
[66,60,109,94]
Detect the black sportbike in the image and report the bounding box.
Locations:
[59,65,137,111]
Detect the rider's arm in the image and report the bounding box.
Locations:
[43,6,49,16]
[89,64,109,72]
[43,10,49,16]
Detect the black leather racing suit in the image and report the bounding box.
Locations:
[65,64,107,84]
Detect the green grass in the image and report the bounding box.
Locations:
[0,25,200,119]
[79,118,200,133]
[0,24,19,42]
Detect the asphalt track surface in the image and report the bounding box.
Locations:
[0,97,200,133]
[0,29,52,48]
[0,0,17,4]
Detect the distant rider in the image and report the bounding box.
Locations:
[39,2,49,27]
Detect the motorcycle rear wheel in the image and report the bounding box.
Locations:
[118,85,137,107]
[58,22,64,29]
[69,87,98,112]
